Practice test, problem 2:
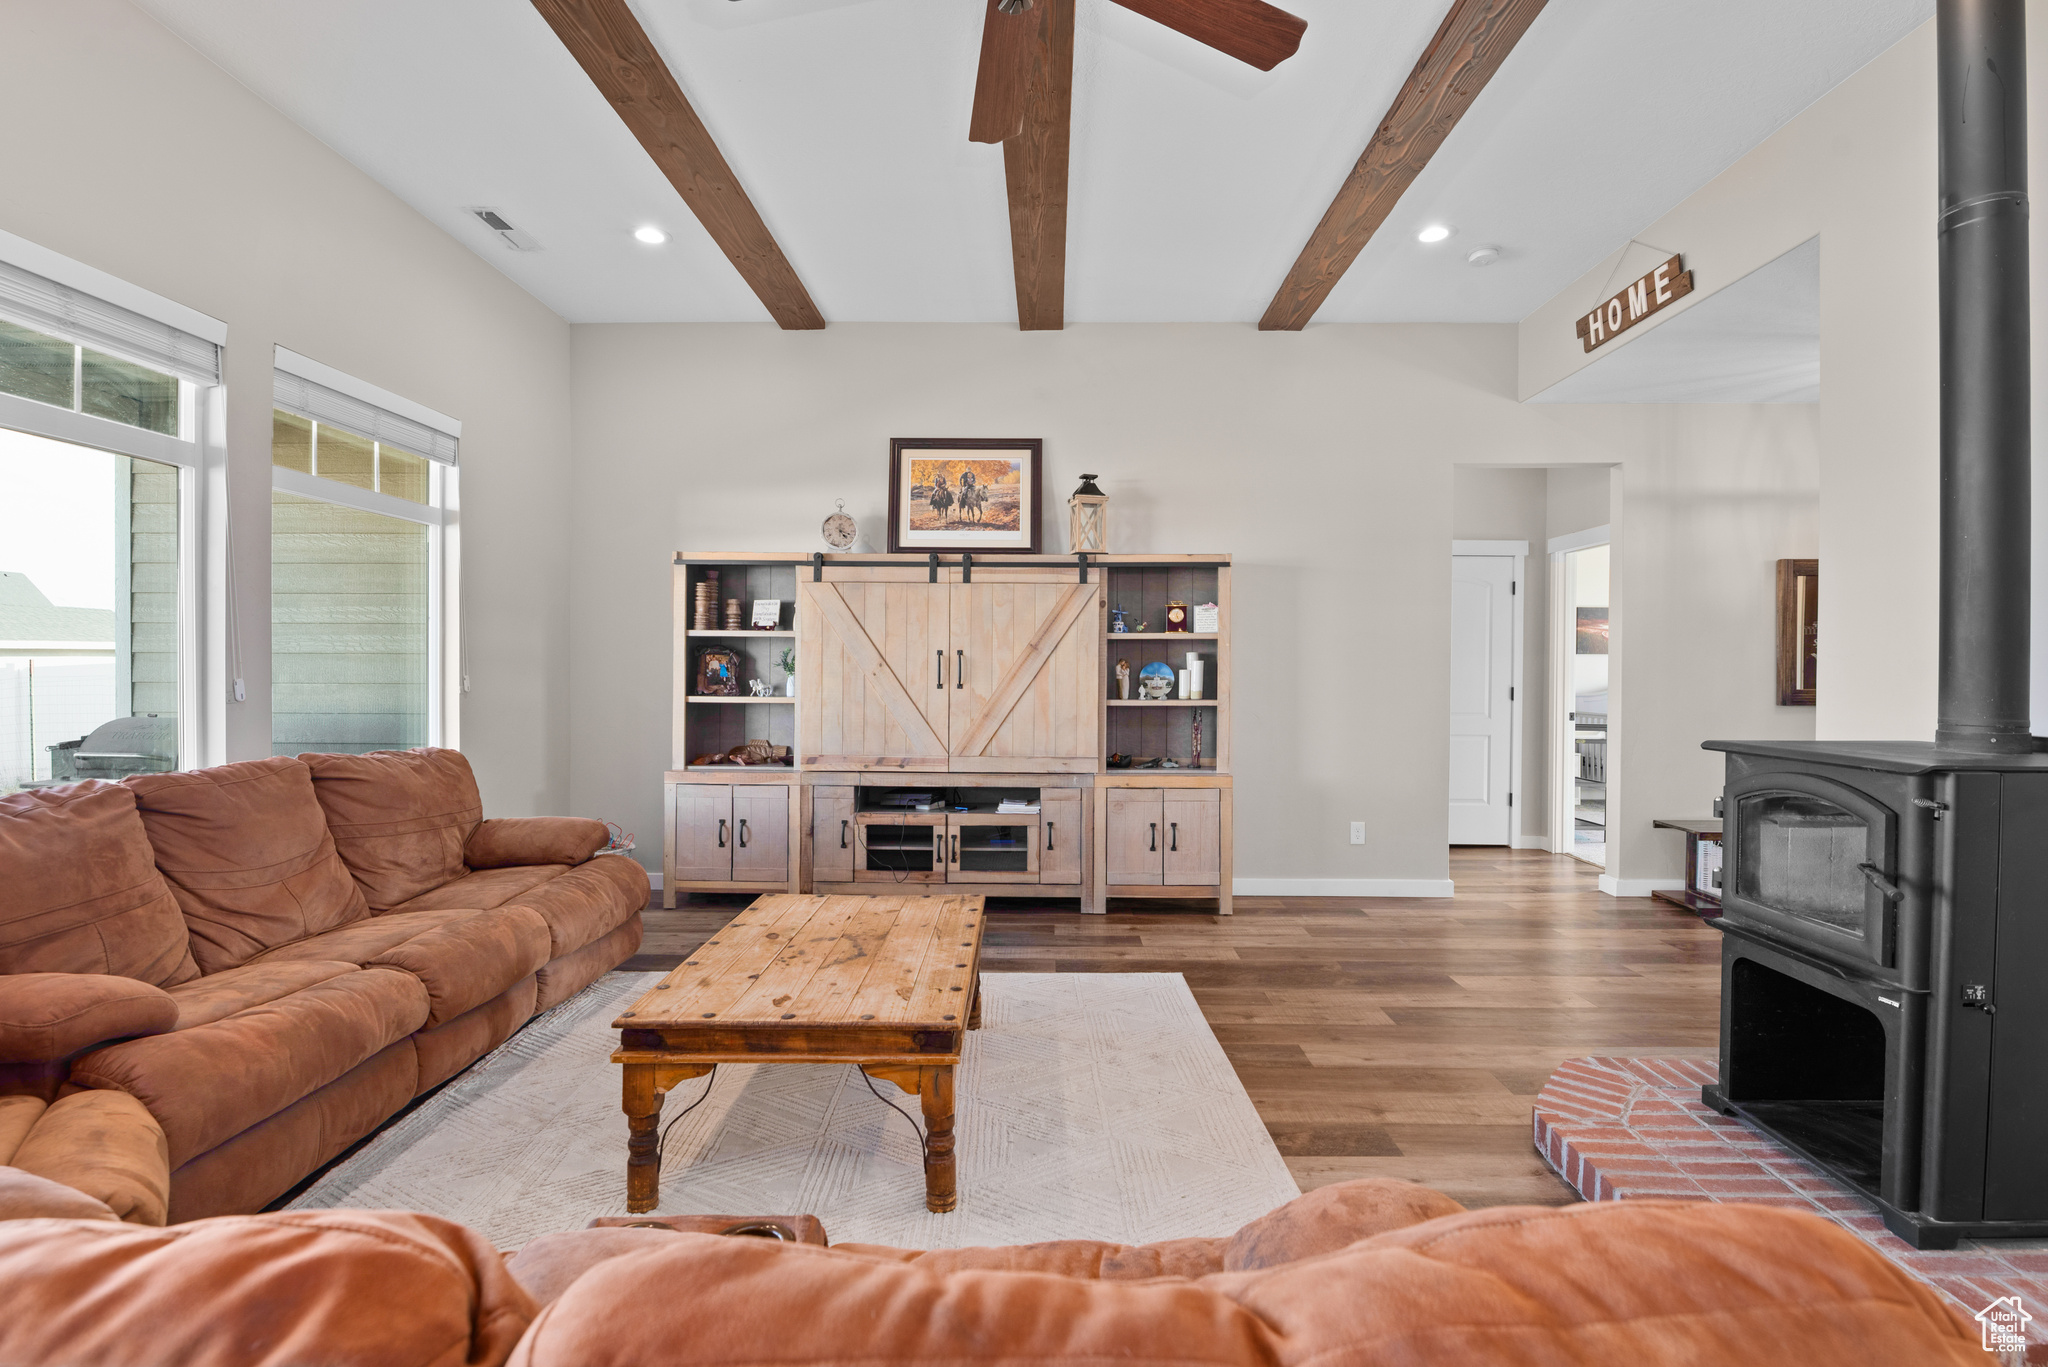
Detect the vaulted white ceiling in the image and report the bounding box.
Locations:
[133,0,1929,325]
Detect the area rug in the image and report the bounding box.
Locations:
[1535,1056,2048,1355]
[291,972,1298,1251]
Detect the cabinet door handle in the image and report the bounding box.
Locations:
[717,818,727,849]
[951,834,959,864]
[956,649,964,688]
[738,818,750,848]
[1149,822,1157,852]
[1046,821,1054,851]
[936,650,944,689]
[1170,822,1179,852]
[840,819,849,849]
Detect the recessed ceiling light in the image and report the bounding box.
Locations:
[634,225,668,245]
[1467,247,1501,267]
[1416,224,1453,244]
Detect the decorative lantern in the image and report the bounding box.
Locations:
[1068,473,1107,554]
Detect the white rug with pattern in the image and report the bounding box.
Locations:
[289,971,1298,1250]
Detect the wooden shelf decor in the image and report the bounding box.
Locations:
[665,552,1232,914]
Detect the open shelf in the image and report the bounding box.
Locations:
[688,696,794,704]
[688,629,795,638]
[1107,700,1216,708]
[1107,633,1219,641]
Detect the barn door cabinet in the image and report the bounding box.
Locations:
[668,553,1231,913]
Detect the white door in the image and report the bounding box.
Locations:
[1449,555,1515,845]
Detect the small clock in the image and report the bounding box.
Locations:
[1164,601,1190,632]
[822,499,857,551]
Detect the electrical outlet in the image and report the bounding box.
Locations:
[1350,822,1366,845]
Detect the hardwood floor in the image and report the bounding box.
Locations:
[632,848,1723,1210]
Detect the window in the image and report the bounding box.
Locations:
[0,231,223,792]
[269,350,459,757]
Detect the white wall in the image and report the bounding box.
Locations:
[570,323,1818,891]
[1521,23,1950,744]
[0,0,575,813]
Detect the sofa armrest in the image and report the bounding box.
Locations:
[0,974,178,1064]
[465,818,608,869]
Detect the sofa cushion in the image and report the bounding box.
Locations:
[505,856,650,959]
[67,968,430,1167]
[1224,1175,1466,1271]
[0,1095,44,1164]
[0,1210,537,1367]
[0,1167,118,1222]
[246,908,477,965]
[248,907,551,1029]
[11,1090,170,1226]
[507,1201,1984,1367]
[365,908,551,1029]
[0,782,197,987]
[465,818,608,870]
[164,960,362,1032]
[389,864,569,915]
[126,759,370,975]
[0,973,178,1063]
[301,749,483,910]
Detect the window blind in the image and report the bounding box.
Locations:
[0,258,220,386]
[273,370,459,466]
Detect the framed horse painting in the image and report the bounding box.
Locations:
[887,438,1043,554]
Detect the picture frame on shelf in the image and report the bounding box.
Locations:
[887,438,1043,554]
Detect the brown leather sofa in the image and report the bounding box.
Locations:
[0,748,647,1222]
[0,1180,1986,1366]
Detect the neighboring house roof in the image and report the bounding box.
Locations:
[0,571,116,646]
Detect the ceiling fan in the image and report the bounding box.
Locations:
[968,0,1307,142]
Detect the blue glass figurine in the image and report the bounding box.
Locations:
[1111,604,1129,634]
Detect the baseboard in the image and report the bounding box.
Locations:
[1597,876,1685,898]
[1511,834,1553,852]
[1232,878,1456,899]
[649,870,1455,899]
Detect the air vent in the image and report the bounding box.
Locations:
[465,207,543,252]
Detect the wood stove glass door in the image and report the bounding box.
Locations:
[1727,772,1898,968]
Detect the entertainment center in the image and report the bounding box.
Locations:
[662,552,1233,913]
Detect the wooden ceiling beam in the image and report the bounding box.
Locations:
[1002,0,1076,331]
[1258,0,1548,332]
[531,0,824,330]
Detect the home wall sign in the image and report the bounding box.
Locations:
[1575,254,1695,352]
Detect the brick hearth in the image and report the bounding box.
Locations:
[1534,1056,2048,1355]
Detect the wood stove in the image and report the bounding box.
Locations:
[1703,740,2048,1248]
[1704,0,2044,1249]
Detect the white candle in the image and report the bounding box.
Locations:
[1187,653,1203,700]
[1177,668,1189,700]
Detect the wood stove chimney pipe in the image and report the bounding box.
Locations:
[1936,0,2035,752]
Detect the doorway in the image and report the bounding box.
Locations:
[1554,540,1609,867]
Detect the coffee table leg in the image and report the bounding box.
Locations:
[622,1063,665,1214]
[920,1064,957,1213]
[967,977,982,1030]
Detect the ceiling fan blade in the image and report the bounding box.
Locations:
[1106,0,1305,71]
[970,0,1040,144]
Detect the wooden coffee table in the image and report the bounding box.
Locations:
[612,893,985,1214]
